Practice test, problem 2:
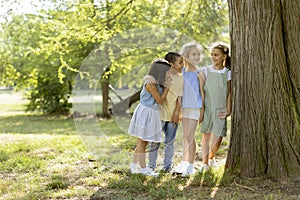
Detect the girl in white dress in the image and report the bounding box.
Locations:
[129,58,171,176]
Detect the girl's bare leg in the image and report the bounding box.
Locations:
[201,133,211,165]
[136,139,148,168]
[132,139,139,163]
[209,135,222,159]
[182,118,198,163]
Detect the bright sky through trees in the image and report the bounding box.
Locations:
[0,0,55,22]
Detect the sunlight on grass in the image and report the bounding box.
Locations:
[0,133,90,199]
[0,114,77,135]
[1,94,298,199]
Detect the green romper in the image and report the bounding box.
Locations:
[201,67,229,137]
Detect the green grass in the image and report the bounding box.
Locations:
[0,91,299,199]
[0,114,77,135]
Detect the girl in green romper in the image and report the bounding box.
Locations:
[199,42,232,171]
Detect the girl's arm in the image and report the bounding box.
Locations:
[226,80,232,116]
[198,71,205,108]
[146,83,169,105]
[171,96,182,125]
[198,71,205,123]
[145,70,172,104]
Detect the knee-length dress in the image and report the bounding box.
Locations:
[201,66,231,137]
[128,82,163,142]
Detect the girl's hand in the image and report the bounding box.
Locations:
[226,107,231,117]
[199,108,204,124]
[171,113,180,125]
[218,112,227,119]
[154,58,169,64]
[218,107,230,119]
[143,75,156,84]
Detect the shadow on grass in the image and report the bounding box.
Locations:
[90,168,220,200]
[90,166,300,200]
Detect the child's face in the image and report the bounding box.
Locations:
[211,48,226,66]
[187,47,201,66]
[171,56,184,73]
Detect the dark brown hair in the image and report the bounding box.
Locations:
[212,43,231,69]
[148,60,170,87]
[164,52,181,64]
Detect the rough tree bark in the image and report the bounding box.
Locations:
[226,0,300,180]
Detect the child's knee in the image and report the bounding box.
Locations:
[202,133,211,142]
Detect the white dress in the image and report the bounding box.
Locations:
[128,82,163,142]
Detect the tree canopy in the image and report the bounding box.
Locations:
[0,0,228,114]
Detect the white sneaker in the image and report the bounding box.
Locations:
[130,163,140,174]
[181,164,194,177]
[173,162,188,174]
[209,158,217,167]
[140,167,159,177]
[199,164,209,172]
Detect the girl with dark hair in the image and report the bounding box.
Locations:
[148,52,184,173]
[128,55,173,176]
[199,42,232,171]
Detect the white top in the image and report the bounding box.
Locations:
[201,66,231,81]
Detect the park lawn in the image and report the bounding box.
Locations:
[0,92,299,199]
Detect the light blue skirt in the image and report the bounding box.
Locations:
[128,104,163,142]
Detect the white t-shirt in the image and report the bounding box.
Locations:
[201,66,231,81]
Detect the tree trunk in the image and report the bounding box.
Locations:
[226,0,300,180]
[110,89,141,115]
[101,79,111,119]
[99,0,113,119]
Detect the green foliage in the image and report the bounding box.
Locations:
[0,0,229,114]
[25,74,72,114]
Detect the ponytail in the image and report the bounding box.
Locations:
[224,55,231,69]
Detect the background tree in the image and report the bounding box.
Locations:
[226,0,300,179]
[0,0,229,115]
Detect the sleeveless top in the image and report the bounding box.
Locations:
[201,66,230,136]
[140,81,163,110]
[182,67,202,108]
